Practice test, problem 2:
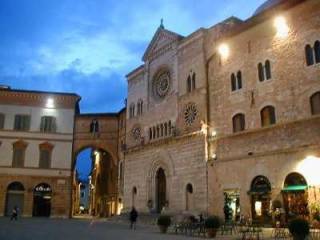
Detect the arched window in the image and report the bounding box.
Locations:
[314,41,320,63]
[232,113,245,133]
[258,63,264,82]
[310,92,320,115]
[137,99,143,116]
[261,106,276,127]
[231,73,236,91]
[129,103,135,118]
[12,140,28,168]
[164,122,168,136]
[90,119,99,133]
[305,44,314,66]
[265,60,272,80]
[237,71,242,89]
[186,183,194,211]
[192,72,196,90]
[149,128,152,140]
[187,75,192,93]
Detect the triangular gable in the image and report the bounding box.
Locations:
[142,26,184,62]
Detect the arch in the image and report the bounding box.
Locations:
[260,105,276,127]
[232,113,245,133]
[310,91,320,115]
[314,41,320,63]
[33,183,52,217]
[305,44,314,66]
[249,176,271,222]
[282,172,309,221]
[236,71,242,89]
[5,182,25,216]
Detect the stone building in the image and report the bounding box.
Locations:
[123,0,320,223]
[0,87,80,217]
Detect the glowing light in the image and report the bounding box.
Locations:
[218,43,230,59]
[297,156,320,186]
[211,130,217,137]
[274,16,289,38]
[46,98,54,108]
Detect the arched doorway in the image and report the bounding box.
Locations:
[5,182,25,216]
[282,172,308,221]
[186,183,194,211]
[249,176,271,223]
[33,183,52,217]
[132,187,137,207]
[156,168,166,213]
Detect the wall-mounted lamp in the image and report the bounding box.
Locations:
[46,98,55,108]
[274,16,289,38]
[218,43,230,59]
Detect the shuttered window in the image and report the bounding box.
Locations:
[14,115,31,131]
[40,116,56,133]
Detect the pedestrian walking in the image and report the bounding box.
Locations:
[10,206,19,221]
[129,207,138,230]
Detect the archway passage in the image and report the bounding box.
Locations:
[249,176,271,223]
[5,182,25,216]
[282,172,308,221]
[73,147,118,218]
[156,168,166,213]
[33,183,52,217]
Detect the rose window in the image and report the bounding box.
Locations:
[184,103,198,125]
[131,126,141,141]
[153,71,170,98]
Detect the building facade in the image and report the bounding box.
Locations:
[123,0,320,223]
[0,87,80,217]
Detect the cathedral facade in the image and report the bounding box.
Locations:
[123,0,320,223]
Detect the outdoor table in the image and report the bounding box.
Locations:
[272,227,289,239]
[310,228,320,240]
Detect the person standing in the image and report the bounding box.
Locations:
[10,206,18,221]
[129,207,138,230]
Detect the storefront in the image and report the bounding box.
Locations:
[249,176,272,223]
[33,183,52,217]
[223,189,240,222]
[282,172,309,222]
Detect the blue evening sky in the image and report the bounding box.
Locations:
[0,0,266,113]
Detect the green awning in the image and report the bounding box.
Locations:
[282,185,308,191]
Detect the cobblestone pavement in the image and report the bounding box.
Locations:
[0,217,276,240]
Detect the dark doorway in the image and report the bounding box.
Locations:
[249,176,271,223]
[156,168,166,213]
[282,172,308,222]
[5,182,25,216]
[33,183,52,217]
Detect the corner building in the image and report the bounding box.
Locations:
[124,0,320,223]
[0,88,79,217]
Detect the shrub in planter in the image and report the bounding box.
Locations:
[157,215,171,233]
[288,218,310,240]
[205,216,222,238]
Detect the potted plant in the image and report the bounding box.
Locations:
[157,215,171,233]
[205,216,222,238]
[288,218,310,240]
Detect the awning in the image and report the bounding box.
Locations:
[282,185,308,191]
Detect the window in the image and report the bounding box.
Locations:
[12,140,27,168]
[90,119,99,133]
[0,113,4,129]
[80,192,85,198]
[39,142,53,169]
[129,103,135,118]
[261,106,276,127]
[310,92,320,115]
[14,115,30,131]
[315,41,320,63]
[305,45,314,66]
[231,71,242,91]
[40,116,56,133]
[265,60,272,80]
[258,60,272,81]
[232,113,245,133]
[137,99,143,116]
[187,71,196,93]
